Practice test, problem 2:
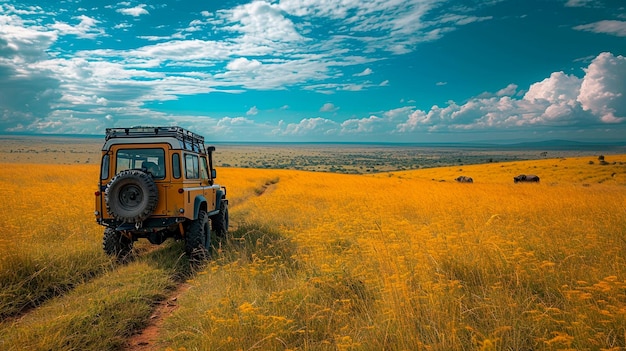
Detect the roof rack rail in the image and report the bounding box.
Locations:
[105,126,205,152]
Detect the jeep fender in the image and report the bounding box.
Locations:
[216,189,226,209]
[194,190,226,219]
[193,196,208,220]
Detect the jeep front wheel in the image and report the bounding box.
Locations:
[103,228,133,261]
[211,200,229,238]
[185,210,210,261]
[105,170,158,223]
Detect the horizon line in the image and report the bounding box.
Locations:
[0,133,625,148]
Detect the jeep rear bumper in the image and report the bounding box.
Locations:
[99,217,187,232]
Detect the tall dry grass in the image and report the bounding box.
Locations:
[162,156,626,350]
[0,155,624,350]
[0,163,108,317]
[0,241,190,351]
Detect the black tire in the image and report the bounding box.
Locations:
[105,170,158,223]
[102,228,133,261]
[185,210,210,261]
[211,200,229,238]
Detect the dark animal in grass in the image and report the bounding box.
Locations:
[514,174,540,183]
[455,176,473,183]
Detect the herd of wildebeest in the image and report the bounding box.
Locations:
[454,174,540,183]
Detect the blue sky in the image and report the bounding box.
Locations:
[1,0,625,142]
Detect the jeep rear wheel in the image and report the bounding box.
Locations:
[185,210,210,261]
[103,228,133,261]
[106,170,158,223]
[211,200,229,238]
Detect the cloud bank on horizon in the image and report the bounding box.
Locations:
[0,0,625,142]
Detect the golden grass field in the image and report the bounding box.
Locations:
[0,149,625,350]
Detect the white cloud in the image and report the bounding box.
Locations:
[114,22,132,30]
[564,0,602,7]
[117,4,149,17]
[354,68,372,76]
[305,80,379,94]
[574,20,626,37]
[0,4,45,16]
[227,57,262,71]
[577,52,626,123]
[0,16,57,60]
[524,73,580,105]
[217,116,255,127]
[497,84,518,96]
[340,84,364,91]
[127,39,232,61]
[384,106,415,121]
[320,102,338,112]
[278,117,339,136]
[246,106,259,116]
[9,114,103,134]
[224,0,303,43]
[437,13,493,27]
[60,94,108,106]
[51,15,104,39]
[277,0,493,55]
[341,115,383,133]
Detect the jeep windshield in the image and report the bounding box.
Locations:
[115,148,165,179]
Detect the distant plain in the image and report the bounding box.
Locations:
[1,135,624,173]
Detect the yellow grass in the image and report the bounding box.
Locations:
[0,155,625,350]
[0,164,109,317]
[164,156,626,350]
[0,249,186,350]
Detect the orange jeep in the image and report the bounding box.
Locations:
[94,126,228,261]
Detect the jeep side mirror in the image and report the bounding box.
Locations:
[211,169,216,179]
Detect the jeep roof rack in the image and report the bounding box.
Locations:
[105,126,205,152]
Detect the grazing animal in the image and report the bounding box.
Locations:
[455,176,473,183]
[514,174,540,183]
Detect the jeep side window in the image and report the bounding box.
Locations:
[100,154,110,180]
[200,157,209,180]
[172,153,181,179]
[184,154,199,179]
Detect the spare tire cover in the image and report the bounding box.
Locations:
[105,169,158,223]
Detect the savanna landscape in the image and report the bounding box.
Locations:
[1,136,625,351]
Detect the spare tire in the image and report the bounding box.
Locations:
[105,169,158,223]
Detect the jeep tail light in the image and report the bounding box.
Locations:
[178,188,184,194]
[95,191,101,196]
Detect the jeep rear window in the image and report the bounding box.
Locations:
[116,148,165,179]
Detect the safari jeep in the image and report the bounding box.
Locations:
[94,126,228,261]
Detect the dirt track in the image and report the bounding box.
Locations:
[125,283,192,350]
